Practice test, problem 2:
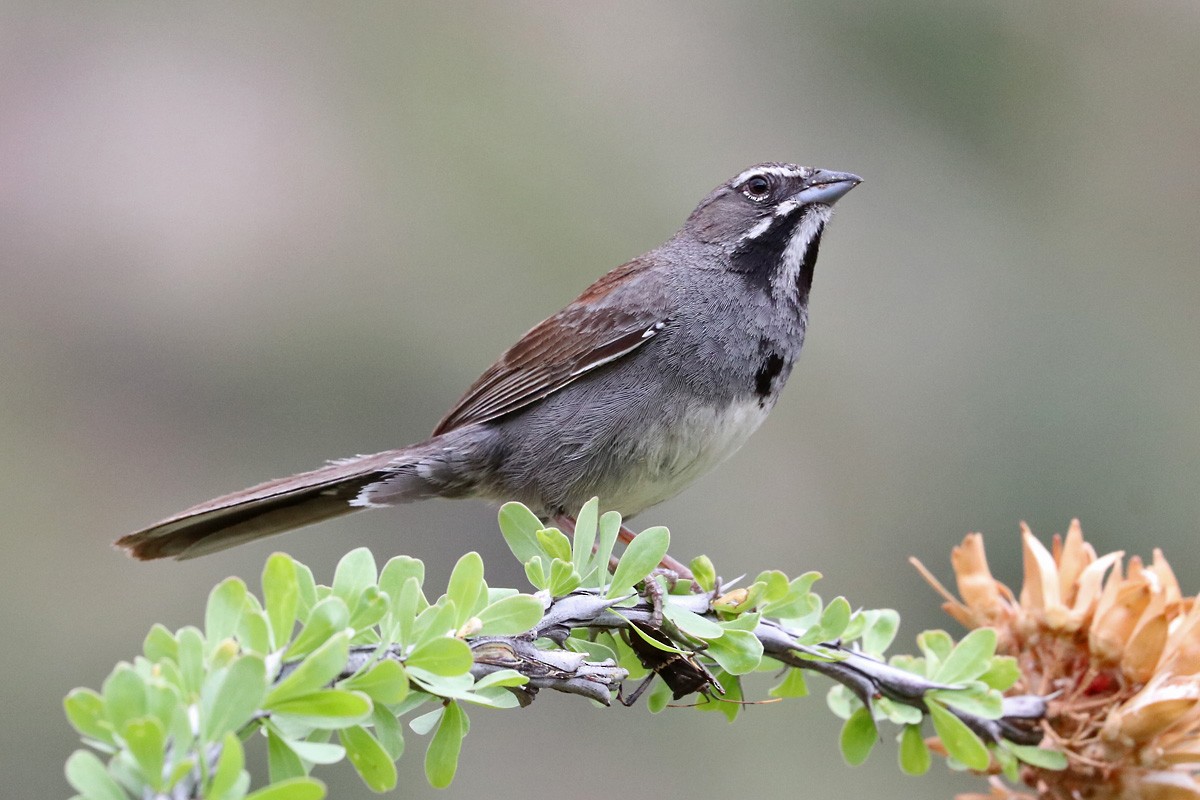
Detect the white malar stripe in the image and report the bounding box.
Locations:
[731,164,813,187]
[773,206,832,299]
[773,199,800,218]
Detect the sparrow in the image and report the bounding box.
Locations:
[117,163,861,560]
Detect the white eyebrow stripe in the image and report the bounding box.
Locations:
[732,164,810,186]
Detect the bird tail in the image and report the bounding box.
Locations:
[116,446,443,561]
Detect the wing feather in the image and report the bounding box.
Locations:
[433,260,668,434]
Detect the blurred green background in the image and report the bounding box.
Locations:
[3,2,1198,796]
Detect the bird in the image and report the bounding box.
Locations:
[117,163,861,561]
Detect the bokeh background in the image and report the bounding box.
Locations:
[3,2,1198,797]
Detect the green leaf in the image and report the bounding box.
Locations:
[756,570,790,604]
[425,702,468,789]
[64,688,113,745]
[817,596,852,641]
[208,732,246,800]
[705,628,763,675]
[769,668,809,698]
[661,602,724,640]
[285,738,345,765]
[266,727,306,782]
[286,596,350,660]
[409,706,443,735]
[143,624,178,663]
[341,725,398,792]
[841,610,869,642]
[698,669,741,722]
[291,563,317,619]
[535,527,572,563]
[917,629,955,675]
[571,498,599,575]
[410,600,458,646]
[205,578,248,651]
[446,552,485,627]
[332,548,378,612]
[523,557,548,590]
[688,555,716,593]
[348,585,389,632]
[840,706,878,765]
[388,577,424,646]
[930,686,1003,719]
[471,669,528,690]
[979,655,1021,691]
[826,684,858,720]
[177,627,205,697]
[103,664,146,733]
[245,777,326,800]
[475,594,544,636]
[761,576,815,618]
[262,553,300,651]
[268,631,350,706]
[565,634,619,663]
[371,704,405,759]
[934,628,997,685]
[165,758,197,793]
[201,655,268,741]
[123,716,165,790]
[995,743,1021,782]
[407,637,473,677]
[592,511,622,587]
[379,556,425,608]
[1004,742,1068,771]
[606,526,669,599]
[623,618,688,655]
[927,699,990,771]
[861,609,901,656]
[547,557,582,596]
[269,689,372,729]
[64,750,125,800]
[237,606,272,656]
[875,696,923,725]
[899,724,931,775]
[498,502,543,563]
[341,659,410,705]
[647,676,674,713]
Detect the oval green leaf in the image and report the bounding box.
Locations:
[840,706,877,765]
[424,702,468,789]
[267,631,350,706]
[341,725,398,792]
[606,526,669,599]
[246,777,327,800]
[476,594,544,636]
[407,637,473,677]
[927,699,990,770]
[899,723,931,775]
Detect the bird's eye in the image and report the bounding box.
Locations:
[743,174,771,200]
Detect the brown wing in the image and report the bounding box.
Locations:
[433,260,668,435]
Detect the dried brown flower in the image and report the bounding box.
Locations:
[914,521,1200,799]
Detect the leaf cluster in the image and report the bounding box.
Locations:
[64,499,1061,798]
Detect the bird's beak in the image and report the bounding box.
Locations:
[794,170,862,206]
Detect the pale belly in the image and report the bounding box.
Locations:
[599,398,772,516]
